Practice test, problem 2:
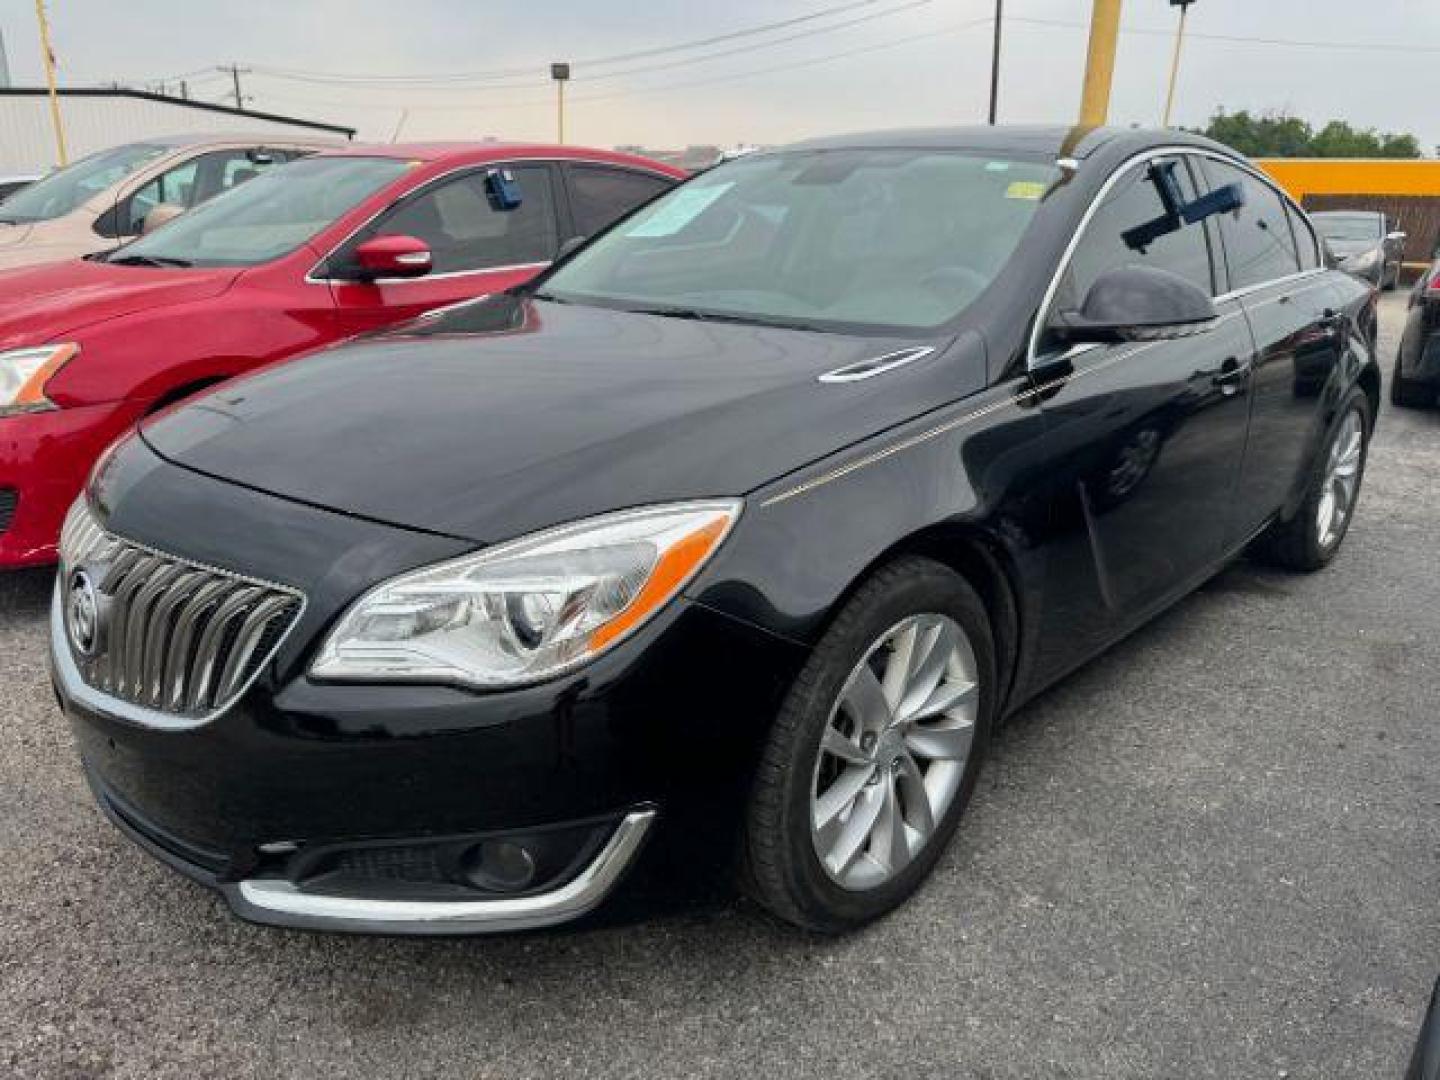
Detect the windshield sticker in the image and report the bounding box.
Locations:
[625,183,734,237]
[1005,180,1047,201]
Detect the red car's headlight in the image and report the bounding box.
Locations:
[0,343,79,416]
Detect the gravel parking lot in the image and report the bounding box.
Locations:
[1,291,1435,1079]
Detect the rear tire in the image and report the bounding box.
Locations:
[742,556,996,933]
[1391,353,1432,409]
[1251,388,1371,572]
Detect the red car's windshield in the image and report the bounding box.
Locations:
[112,156,412,269]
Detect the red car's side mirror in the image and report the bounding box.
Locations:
[351,234,433,281]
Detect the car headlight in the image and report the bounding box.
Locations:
[0,344,79,416]
[311,500,741,689]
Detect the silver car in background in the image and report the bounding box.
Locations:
[1312,209,1406,289]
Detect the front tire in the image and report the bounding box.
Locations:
[1252,389,1371,572]
[742,556,996,933]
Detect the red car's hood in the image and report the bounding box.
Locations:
[0,260,242,348]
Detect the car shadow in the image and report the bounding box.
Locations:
[0,567,54,619]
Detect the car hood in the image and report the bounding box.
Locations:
[0,259,242,347]
[141,294,984,544]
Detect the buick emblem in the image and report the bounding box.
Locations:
[67,569,100,657]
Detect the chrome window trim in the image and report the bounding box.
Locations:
[1027,145,1327,371]
[230,809,656,933]
[303,156,678,286]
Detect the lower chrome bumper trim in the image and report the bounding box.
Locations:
[227,809,656,934]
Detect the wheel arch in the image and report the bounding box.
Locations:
[832,522,1025,717]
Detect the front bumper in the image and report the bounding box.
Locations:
[0,401,140,569]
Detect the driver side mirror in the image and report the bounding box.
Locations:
[349,234,433,281]
[1052,264,1217,345]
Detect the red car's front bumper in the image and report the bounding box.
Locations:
[0,402,141,569]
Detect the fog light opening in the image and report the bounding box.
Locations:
[462,839,538,893]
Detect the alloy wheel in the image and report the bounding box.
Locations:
[1316,408,1363,550]
[809,613,979,891]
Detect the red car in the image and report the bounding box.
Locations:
[0,143,683,568]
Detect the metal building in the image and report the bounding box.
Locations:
[0,87,354,172]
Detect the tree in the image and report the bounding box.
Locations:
[1196,110,1423,159]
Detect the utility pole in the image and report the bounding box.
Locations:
[987,0,1003,124]
[551,62,570,144]
[219,63,250,109]
[34,0,67,165]
[1162,0,1195,127]
[1078,0,1123,127]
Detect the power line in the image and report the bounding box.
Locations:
[250,16,993,115]
[245,0,904,86]
[1010,15,1440,55]
[248,0,939,93]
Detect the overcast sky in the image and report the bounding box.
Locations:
[1,0,1437,151]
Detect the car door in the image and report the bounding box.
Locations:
[323,162,562,334]
[559,163,676,246]
[1028,153,1257,670]
[1198,157,1344,544]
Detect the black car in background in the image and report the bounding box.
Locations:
[1313,209,1406,289]
[1394,257,1440,407]
[50,126,1379,935]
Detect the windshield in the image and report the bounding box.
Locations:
[113,156,412,268]
[0,143,168,223]
[1315,214,1382,243]
[539,149,1060,333]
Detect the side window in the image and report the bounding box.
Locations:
[118,158,201,235]
[1203,160,1301,289]
[107,150,284,237]
[566,165,674,237]
[1285,203,1320,271]
[1050,156,1216,326]
[365,164,559,274]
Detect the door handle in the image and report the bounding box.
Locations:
[1213,356,1251,395]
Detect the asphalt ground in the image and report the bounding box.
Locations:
[0,291,1435,1079]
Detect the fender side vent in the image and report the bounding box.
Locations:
[818,346,936,384]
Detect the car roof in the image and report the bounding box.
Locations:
[135,133,343,149]
[314,142,683,173]
[770,124,1234,163]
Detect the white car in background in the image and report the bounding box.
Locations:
[0,135,336,271]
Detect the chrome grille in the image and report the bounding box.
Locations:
[57,500,304,722]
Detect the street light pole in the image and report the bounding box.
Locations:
[551,62,570,145]
[987,0,1003,125]
[1162,0,1195,128]
[1078,0,1123,128]
[34,0,67,165]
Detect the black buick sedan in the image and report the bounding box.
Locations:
[52,126,1379,935]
